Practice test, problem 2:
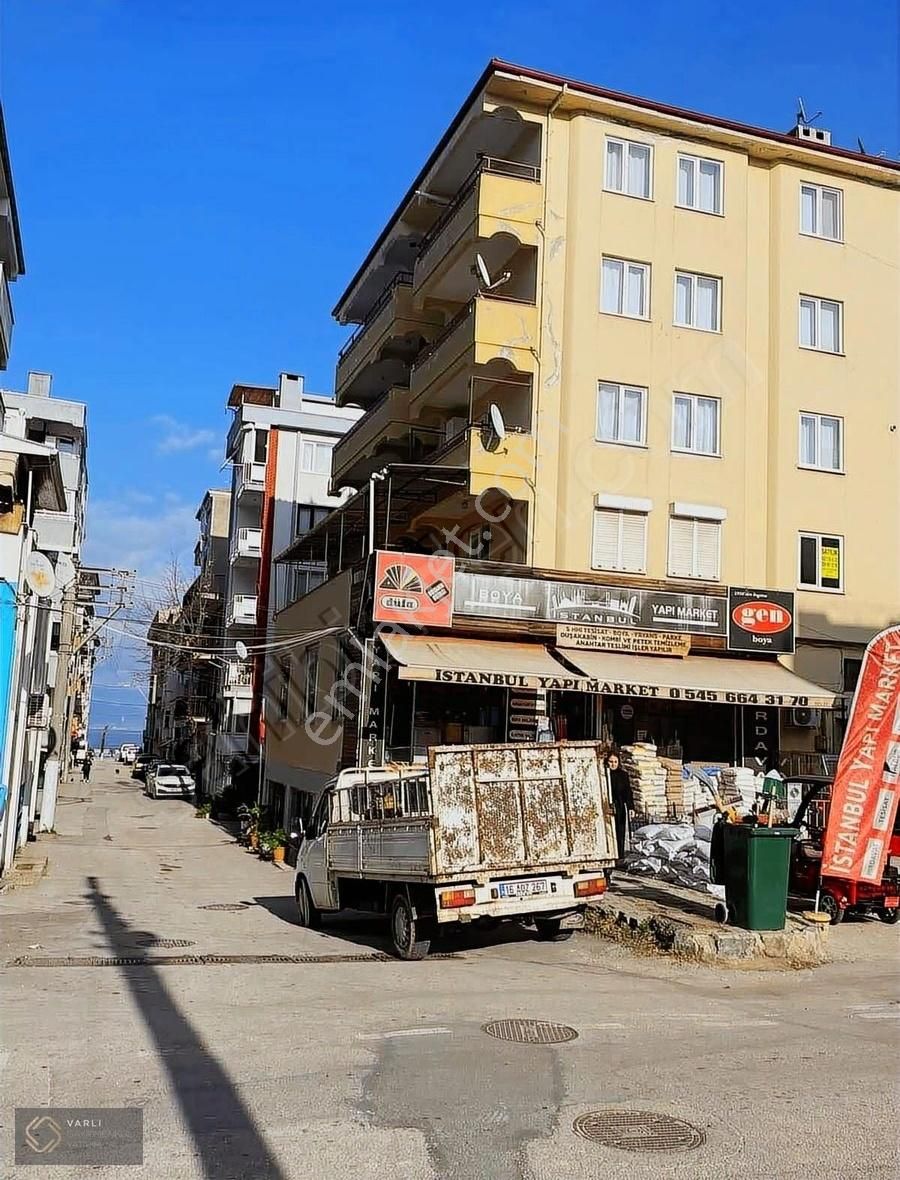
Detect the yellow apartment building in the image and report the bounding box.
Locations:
[265,60,899,818]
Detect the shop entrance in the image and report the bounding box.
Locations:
[604,697,739,763]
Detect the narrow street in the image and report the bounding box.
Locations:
[2,760,897,1179]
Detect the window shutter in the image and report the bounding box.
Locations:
[591,509,621,570]
[620,512,647,572]
[695,520,721,580]
[668,517,695,577]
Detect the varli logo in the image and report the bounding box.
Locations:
[24,1115,63,1154]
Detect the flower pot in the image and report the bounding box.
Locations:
[249,832,259,851]
[272,845,285,864]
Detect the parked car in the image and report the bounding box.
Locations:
[146,764,195,799]
[132,754,153,780]
[118,744,138,765]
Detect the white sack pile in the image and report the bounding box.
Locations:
[621,743,667,814]
[624,821,725,899]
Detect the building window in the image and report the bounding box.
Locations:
[799,413,843,471]
[294,503,330,536]
[672,394,720,455]
[677,154,723,214]
[799,296,842,353]
[601,257,650,318]
[674,271,721,331]
[799,532,843,591]
[592,508,647,573]
[467,526,492,560]
[604,137,652,199]
[55,436,77,455]
[301,440,334,475]
[303,645,319,719]
[253,429,268,465]
[596,382,647,445]
[842,658,862,693]
[668,515,721,580]
[800,183,842,242]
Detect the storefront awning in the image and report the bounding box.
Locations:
[558,650,837,710]
[382,634,568,686]
[380,633,837,709]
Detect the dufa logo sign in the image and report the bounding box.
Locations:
[372,552,454,627]
[727,587,795,654]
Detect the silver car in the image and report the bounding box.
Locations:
[147,764,195,799]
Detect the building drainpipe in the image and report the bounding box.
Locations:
[250,429,279,784]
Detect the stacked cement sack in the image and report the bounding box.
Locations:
[623,821,724,899]
[718,765,759,813]
[659,758,685,814]
[620,743,667,816]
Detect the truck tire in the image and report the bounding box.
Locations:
[296,877,321,930]
[534,917,573,942]
[877,906,900,925]
[390,893,431,960]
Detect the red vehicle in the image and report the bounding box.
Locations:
[789,779,900,925]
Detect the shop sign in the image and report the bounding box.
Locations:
[373,552,454,626]
[556,624,690,656]
[505,688,546,742]
[741,705,779,769]
[822,624,900,883]
[728,587,795,654]
[455,571,726,635]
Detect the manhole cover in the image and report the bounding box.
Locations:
[573,1110,705,1153]
[198,903,249,912]
[482,1019,578,1044]
[133,937,195,949]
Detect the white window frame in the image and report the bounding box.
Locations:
[591,505,649,574]
[595,381,648,446]
[676,153,724,215]
[301,439,334,475]
[798,532,844,593]
[798,295,843,354]
[673,270,722,332]
[600,256,650,319]
[671,393,721,456]
[800,182,843,242]
[798,412,844,473]
[604,136,654,200]
[666,513,722,582]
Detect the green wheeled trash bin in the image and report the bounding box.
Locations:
[715,822,793,931]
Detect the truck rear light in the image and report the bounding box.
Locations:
[575,877,607,898]
[440,887,476,909]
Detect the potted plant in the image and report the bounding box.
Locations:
[247,804,264,850]
[269,828,287,864]
[195,801,212,819]
[257,830,274,860]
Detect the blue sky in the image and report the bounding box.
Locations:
[0,0,895,742]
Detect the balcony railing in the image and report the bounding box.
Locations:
[230,526,262,562]
[411,301,476,371]
[227,594,258,626]
[337,271,413,366]
[417,157,542,262]
[0,264,13,365]
[236,461,266,497]
[224,661,253,688]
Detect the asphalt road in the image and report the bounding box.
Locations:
[1,762,897,1179]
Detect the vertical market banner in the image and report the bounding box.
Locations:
[822,625,900,882]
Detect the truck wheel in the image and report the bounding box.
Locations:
[390,894,431,960]
[296,877,321,930]
[534,917,573,942]
[877,907,900,925]
[818,893,844,925]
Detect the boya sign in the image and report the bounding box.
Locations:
[727,587,795,654]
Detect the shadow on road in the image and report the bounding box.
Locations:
[86,875,286,1180]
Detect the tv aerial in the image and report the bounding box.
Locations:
[55,553,77,590]
[472,252,510,294]
[481,402,507,452]
[235,640,249,660]
[796,97,822,128]
[25,551,56,599]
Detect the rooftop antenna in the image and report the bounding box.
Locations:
[796,97,823,127]
[472,252,510,294]
[857,137,867,155]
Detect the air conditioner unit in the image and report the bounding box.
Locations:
[443,417,468,443]
[790,707,820,728]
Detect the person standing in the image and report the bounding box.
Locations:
[605,751,633,862]
[82,752,93,782]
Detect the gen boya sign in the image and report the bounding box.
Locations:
[822,625,900,883]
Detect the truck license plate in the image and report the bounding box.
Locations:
[498,879,548,899]
[884,896,899,908]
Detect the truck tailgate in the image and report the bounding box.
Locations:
[428,742,615,875]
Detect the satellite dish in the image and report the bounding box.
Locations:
[55,553,76,590]
[489,403,507,442]
[25,551,56,599]
[472,252,511,293]
[235,640,249,660]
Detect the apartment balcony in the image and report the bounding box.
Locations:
[330,386,444,489]
[230,526,262,563]
[413,157,542,300]
[0,264,13,370]
[334,273,445,409]
[235,460,266,500]
[227,594,258,627]
[409,294,539,411]
[435,423,536,502]
[223,660,253,697]
[217,732,249,756]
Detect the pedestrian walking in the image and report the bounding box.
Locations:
[605,751,633,863]
[82,753,93,782]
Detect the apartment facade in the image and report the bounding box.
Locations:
[210,372,361,799]
[0,104,23,372]
[265,60,899,824]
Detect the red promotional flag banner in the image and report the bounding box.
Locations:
[822,625,900,883]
